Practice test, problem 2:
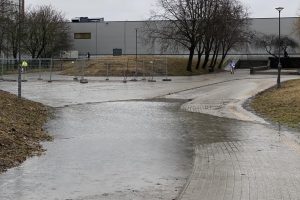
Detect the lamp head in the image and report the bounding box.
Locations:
[275,7,284,12]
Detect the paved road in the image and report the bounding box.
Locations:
[177,127,300,200]
[0,70,300,200]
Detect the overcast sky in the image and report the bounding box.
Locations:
[26,0,300,21]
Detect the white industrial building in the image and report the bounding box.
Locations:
[69,17,300,57]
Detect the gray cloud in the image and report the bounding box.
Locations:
[26,0,299,21]
[242,0,299,18]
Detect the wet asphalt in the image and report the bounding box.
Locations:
[0,100,260,200]
[0,71,299,200]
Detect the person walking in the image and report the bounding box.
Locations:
[21,60,28,81]
[229,60,235,74]
[21,60,28,72]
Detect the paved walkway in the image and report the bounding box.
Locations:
[159,72,300,200]
[177,134,300,200]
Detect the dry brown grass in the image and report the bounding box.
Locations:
[60,56,219,77]
[0,91,52,173]
[251,79,300,129]
[167,57,209,76]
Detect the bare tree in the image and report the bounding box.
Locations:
[5,8,19,59]
[0,0,20,59]
[0,0,14,55]
[198,0,249,70]
[142,0,248,72]
[254,33,298,57]
[143,0,204,71]
[22,5,72,58]
[216,0,249,69]
[280,36,299,53]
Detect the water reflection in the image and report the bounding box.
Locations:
[0,101,259,200]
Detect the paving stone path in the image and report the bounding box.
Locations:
[161,74,300,200]
[177,127,300,200]
[178,134,300,199]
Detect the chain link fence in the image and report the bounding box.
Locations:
[0,56,171,83]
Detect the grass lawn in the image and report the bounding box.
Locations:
[251,79,300,129]
[0,91,52,173]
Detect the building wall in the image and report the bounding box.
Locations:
[247,18,300,55]
[69,17,300,56]
[70,21,150,56]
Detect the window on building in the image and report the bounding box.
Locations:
[74,33,92,39]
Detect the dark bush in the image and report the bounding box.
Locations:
[269,57,300,69]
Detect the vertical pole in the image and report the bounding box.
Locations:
[17,0,22,98]
[277,10,281,88]
[123,62,127,83]
[142,59,146,80]
[152,61,154,81]
[81,59,84,79]
[79,59,88,84]
[135,28,138,61]
[165,57,168,79]
[124,21,127,55]
[48,58,53,82]
[38,59,42,80]
[96,22,98,55]
[106,63,109,81]
[276,8,283,89]
[163,56,172,81]
[0,57,3,80]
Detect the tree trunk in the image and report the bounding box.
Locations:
[202,39,214,69]
[186,46,195,72]
[202,50,210,69]
[210,42,220,70]
[209,50,217,68]
[196,51,203,70]
[213,53,219,67]
[218,55,227,69]
[212,45,220,68]
[13,50,17,59]
[196,40,204,70]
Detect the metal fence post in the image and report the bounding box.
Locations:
[0,58,3,80]
[38,59,42,80]
[148,60,156,82]
[80,59,88,84]
[73,59,78,81]
[131,58,138,81]
[141,59,146,81]
[123,62,127,83]
[106,63,109,81]
[81,59,84,78]
[48,58,53,82]
[163,56,171,81]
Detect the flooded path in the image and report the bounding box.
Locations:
[0,101,193,199]
[1,71,300,199]
[0,99,272,200]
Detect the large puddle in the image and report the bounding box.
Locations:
[0,101,251,200]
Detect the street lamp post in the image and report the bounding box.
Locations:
[276,7,284,89]
[17,0,22,98]
[135,28,138,61]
